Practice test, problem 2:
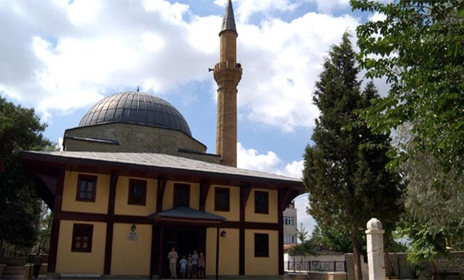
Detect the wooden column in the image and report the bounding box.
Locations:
[48,168,65,273]
[156,177,167,212]
[239,184,251,275]
[150,225,159,279]
[157,224,165,280]
[104,171,118,275]
[215,225,220,280]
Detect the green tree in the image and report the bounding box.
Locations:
[0,96,51,252]
[303,33,404,280]
[296,223,308,244]
[351,0,464,173]
[312,224,353,253]
[393,127,464,264]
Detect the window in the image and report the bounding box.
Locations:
[72,224,93,252]
[254,233,269,257]
[254,191,269,214]
[128,179,147,206]
[173,183,190,207]
[284,235,296,245]
[284,235,290,244]
[214,187,230,212]
[76,175,97,202]
[284,216,295,226]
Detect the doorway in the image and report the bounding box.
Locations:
[161,226,206,278]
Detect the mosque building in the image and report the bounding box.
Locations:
[21,1,304,279]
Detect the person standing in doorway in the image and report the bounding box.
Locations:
[33,251,42,278]
[167,247,178,279]
[187,254,192,279]
[198,252,205,279]
[191,250,199,278]
[178,256,188,279]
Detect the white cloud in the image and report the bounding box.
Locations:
[237,142,303,178]
[304,0,392,14]
[236,13,359,131]
[237,143,316,234]
[237,142,282,173]
[306,0,351,14]
[0,0,360,132]
[368,11,386,22]
[214,0,300,23]
[294,193,317,235]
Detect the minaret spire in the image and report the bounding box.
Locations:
[221,0,237,34]
[214,0,242,167]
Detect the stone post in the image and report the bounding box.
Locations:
[366,218,386,280]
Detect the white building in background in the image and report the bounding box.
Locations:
[283,201,298,245]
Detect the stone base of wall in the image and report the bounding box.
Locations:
[307,271,347,280]
[286,273,308,280]
[47,274,286,280]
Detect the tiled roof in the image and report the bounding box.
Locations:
[22,151,302,184]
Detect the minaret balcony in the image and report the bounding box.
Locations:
[214,61,242,72]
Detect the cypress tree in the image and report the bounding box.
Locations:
[303,33,404,280]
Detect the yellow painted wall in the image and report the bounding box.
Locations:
[244,229,279,275]
[204,185,239,221]
[205,228,239,276]
[245,189,278,223]
[162,181,199,210]
[56,221,106,274]
[114,177,157,216]
[61,171,110,214]
[111,223,152,275]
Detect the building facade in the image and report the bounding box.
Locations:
[283,201,297,245]
[21,1,304,279]
[22,151,302,278]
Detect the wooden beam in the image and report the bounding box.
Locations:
[278,188,292,212]
[150,225,158,279]
[239,184,251,275]
[278,188,285,275]
[104,171,118,275]
[156,176,167,212]
[199,181,211,212]
[48,168,65,273]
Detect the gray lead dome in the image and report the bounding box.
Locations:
[79,91,192,137]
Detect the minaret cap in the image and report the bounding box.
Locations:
[220,0,237,35]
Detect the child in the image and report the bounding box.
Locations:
[179,256,188,279]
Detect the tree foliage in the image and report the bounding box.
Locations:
[303,32,404,280]
[296,223,309,244]
[0,96,51,249]
[312,224,354,253]
[351,0,464,262]
[351,0,464,172]
[392,127,464,263]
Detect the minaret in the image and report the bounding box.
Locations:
[214,0,242,167]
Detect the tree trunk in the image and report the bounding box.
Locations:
[351,230,363,280]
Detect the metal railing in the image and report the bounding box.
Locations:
[284,260,346,272]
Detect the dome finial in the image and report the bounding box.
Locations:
[136,85,140,92]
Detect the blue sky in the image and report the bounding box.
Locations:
[0,0,382,235]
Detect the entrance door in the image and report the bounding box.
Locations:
[162,226,206,278]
